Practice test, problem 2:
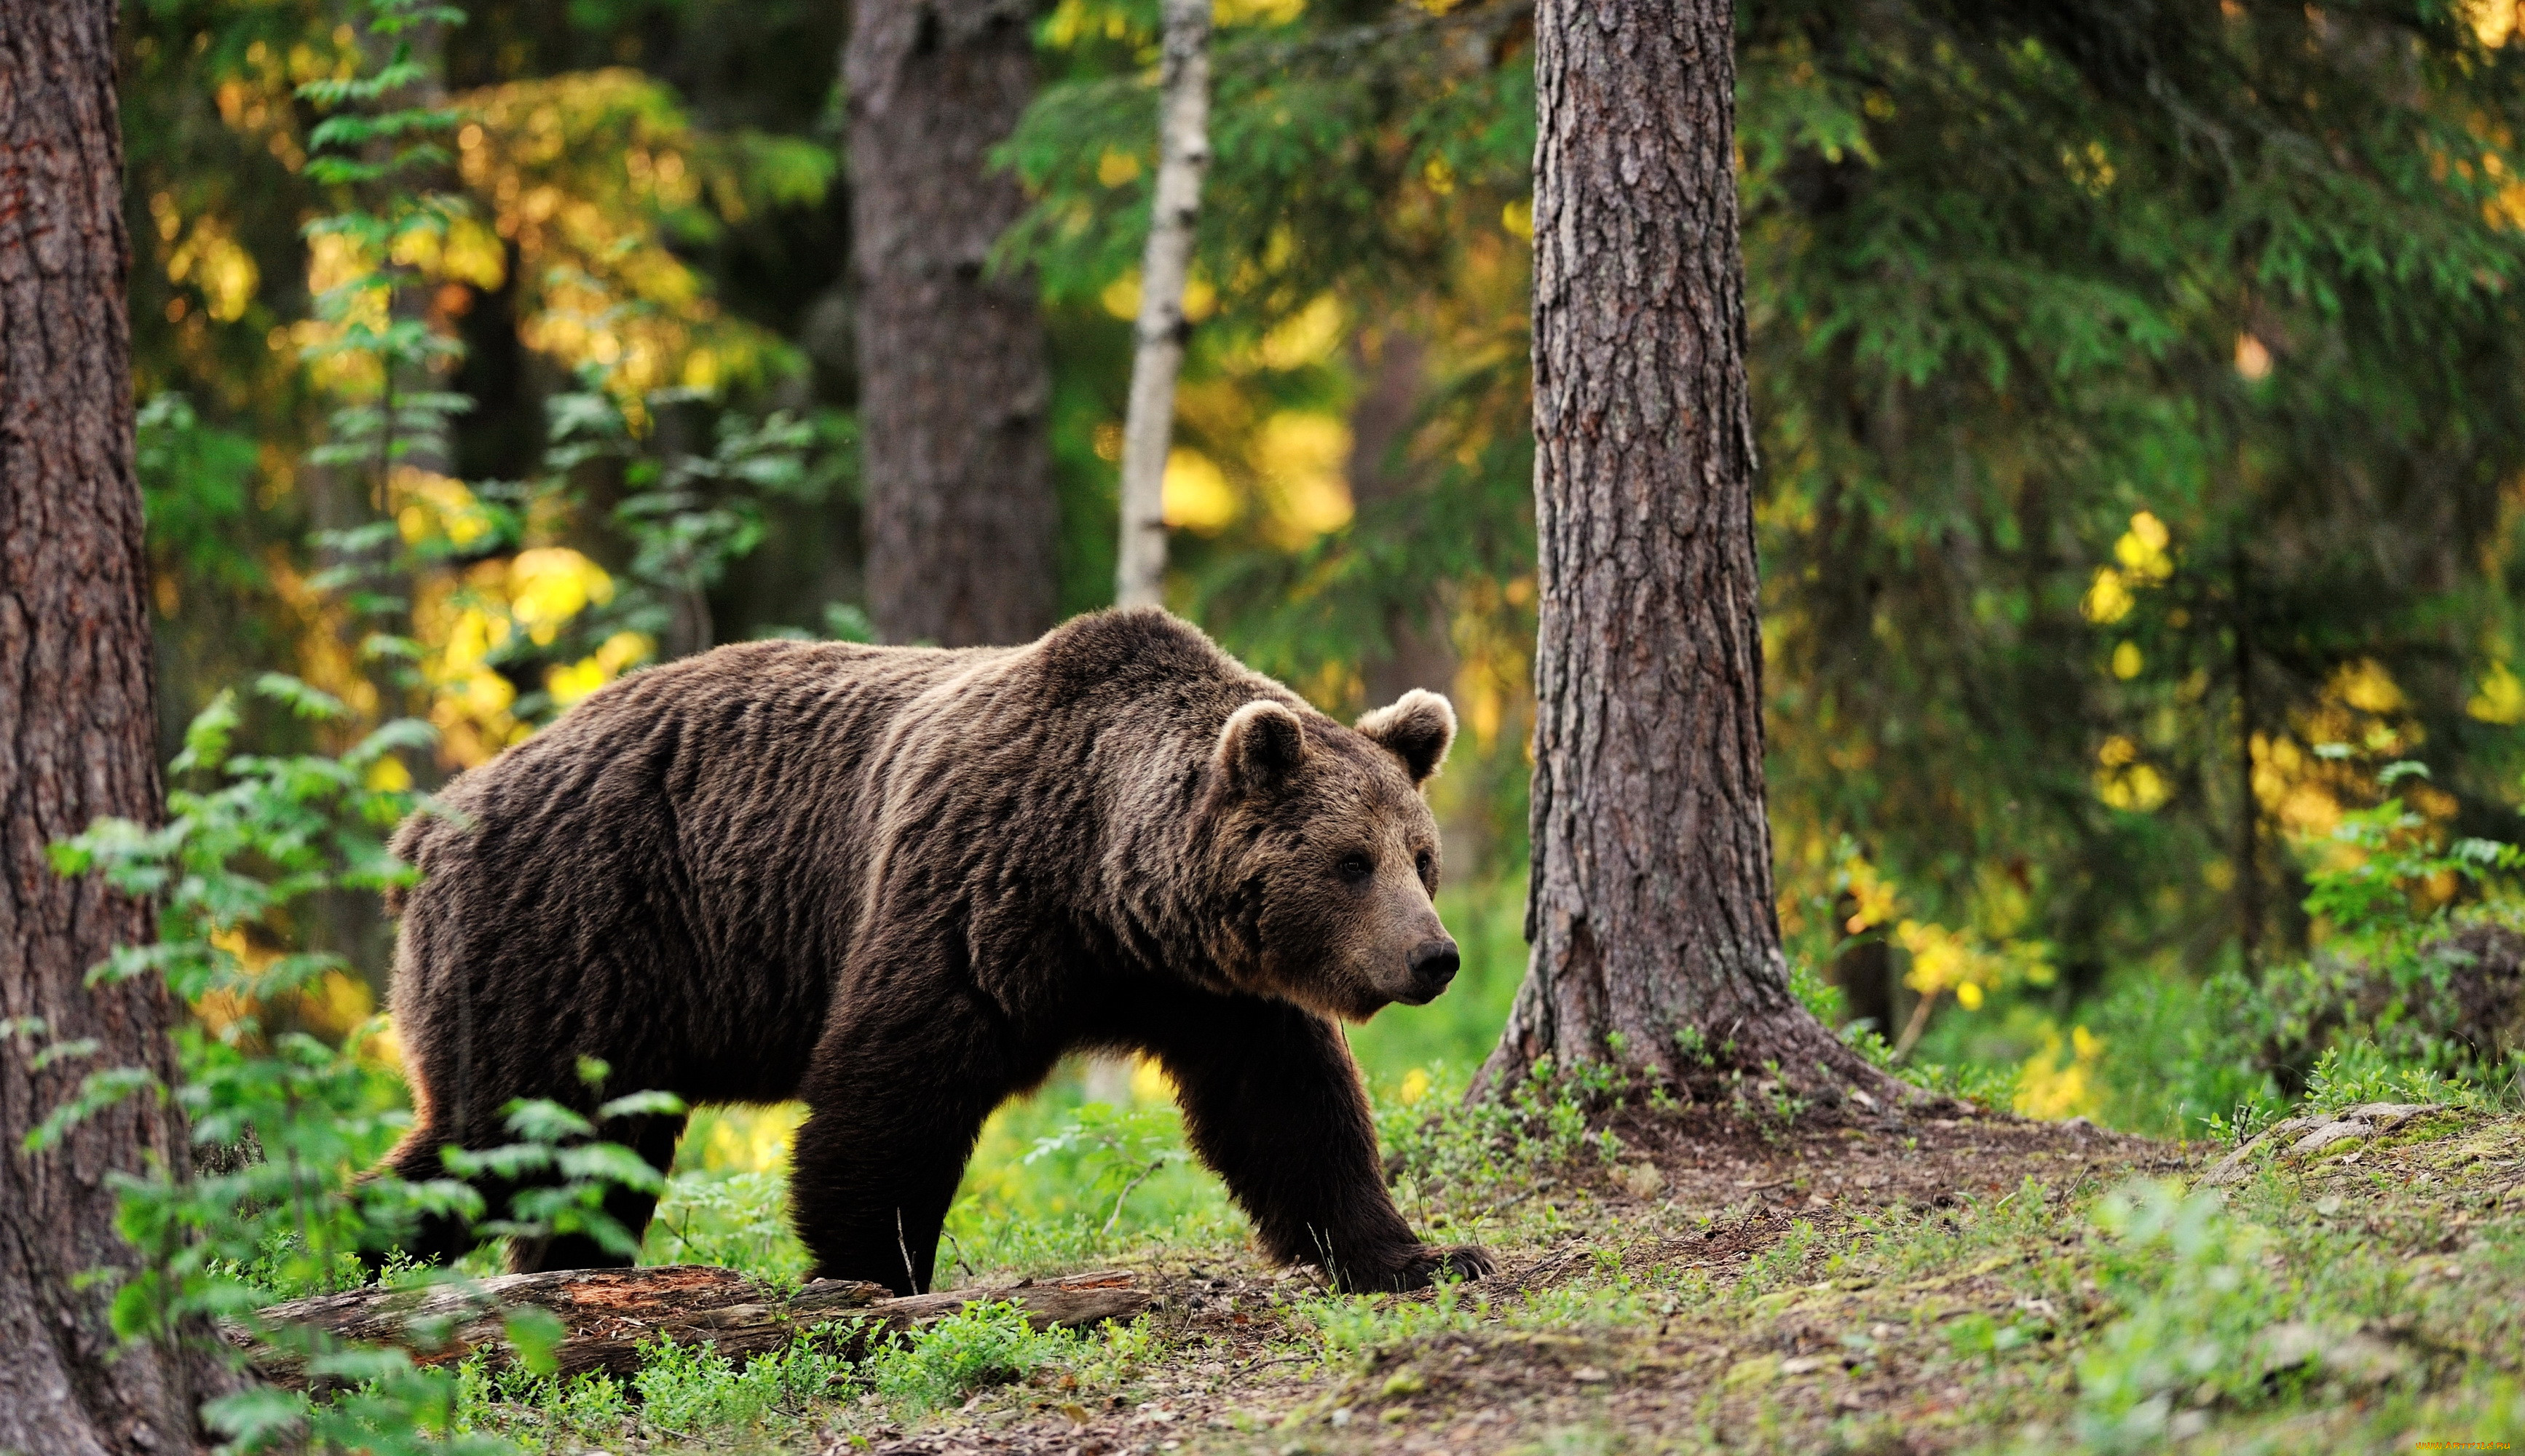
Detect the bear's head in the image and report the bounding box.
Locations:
[1203,689,1462,1021]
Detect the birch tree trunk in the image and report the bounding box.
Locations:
[1113,0,1213,609]
[1479,0,1903,1104]
[0,4,237,1447]
[849,0,1060,646]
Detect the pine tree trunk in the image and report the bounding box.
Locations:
[0,4,234,1449]
[1113,0,1213,610]
[848,0,1060,646]
[1479,0,1900,1103]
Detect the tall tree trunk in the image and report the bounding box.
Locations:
[0,4,233,1449]
[1348,328,1458,711]
[848,0,1060,646]
[1113,0,1212,610]
[1479,0,1899,1102]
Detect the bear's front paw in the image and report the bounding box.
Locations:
[1335,1242,1497,1293]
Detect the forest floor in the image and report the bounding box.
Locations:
[491,1098,2525,1455]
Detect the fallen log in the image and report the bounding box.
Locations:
[231,1265,1151,1389]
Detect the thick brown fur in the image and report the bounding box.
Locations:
[377,607,1491,1292]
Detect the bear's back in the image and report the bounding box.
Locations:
[390,638,1007,1103]
[385,613,1287,1102]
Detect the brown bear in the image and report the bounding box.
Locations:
[378,606,1492,1293]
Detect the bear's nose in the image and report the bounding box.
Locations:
[1407,938,1460,994]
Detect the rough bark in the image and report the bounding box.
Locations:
[0,4,235,1449]
[1113,0,1214,610]
[849,0,1060,646]
[1478,0,1900,1101]
[235,1266,1151,1388]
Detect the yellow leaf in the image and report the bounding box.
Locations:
[1096,149,1142,188]
[2330,658,2406,715]
[2470,662,2525,724]
[1161,448,1236,531]
[2014,1022,2105,1120]
[2234,333,2272,381]
[2079,566,2133,624]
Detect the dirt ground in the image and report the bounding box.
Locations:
[834,1107,2208,1456]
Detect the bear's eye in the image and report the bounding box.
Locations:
[1415,848,1434,881]
[1337,853,1374,884]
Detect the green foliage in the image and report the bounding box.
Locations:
[2082,968,2283,1140]
[865,1301,1066,1417]
[1747,0,2525,980]
[647,1168,806,1281]
[537,381,855,660]
[2075,1182,2308,1451]
[136,392,264,590]
[945,1072,1246,1276]
[1380,1057,1626,1208]
[2301,762,2525,939]
[2296,1042,2497,1119]
[39,684,493,1452]
[1003,2,1533,328]
[38,681,692,1452]
[1290,1273,1490,1369]
[1022,1101,1191,1238]
[458,1361,633,1447]
[296,0,474,659]
[631,1326,853,1433]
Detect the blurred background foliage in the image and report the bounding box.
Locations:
[118,0,2525,1234]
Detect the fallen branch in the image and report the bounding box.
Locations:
[232,1265,1150,1389]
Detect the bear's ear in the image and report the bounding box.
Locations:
[1216,700,1309,793]
[1355,689,1456,786]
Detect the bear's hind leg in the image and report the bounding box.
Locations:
[506,1109,687,1274]
[361,1122,478,1275]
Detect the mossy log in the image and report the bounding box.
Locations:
[231,1266,1150,1388]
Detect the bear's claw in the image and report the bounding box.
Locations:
[1335,1242,1497,1292]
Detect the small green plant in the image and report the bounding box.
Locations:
[1899,1056,2021,1109]
[865,1301,1065,1415]
[630,1326,853,1433]
[1380,1056,1625,1206]
[1024,1101,1193,1238]
[440,1067,687,1266]
[648,1167,807,1278]
[1674,1024,1711,1066]
[533,380,850,665]
[459,1360,634,1446]
[1292,1273,1488,1369]
[2299,760,2524,939]
[2074,1182,2306,1451]
[2297,1042,2488,1117]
